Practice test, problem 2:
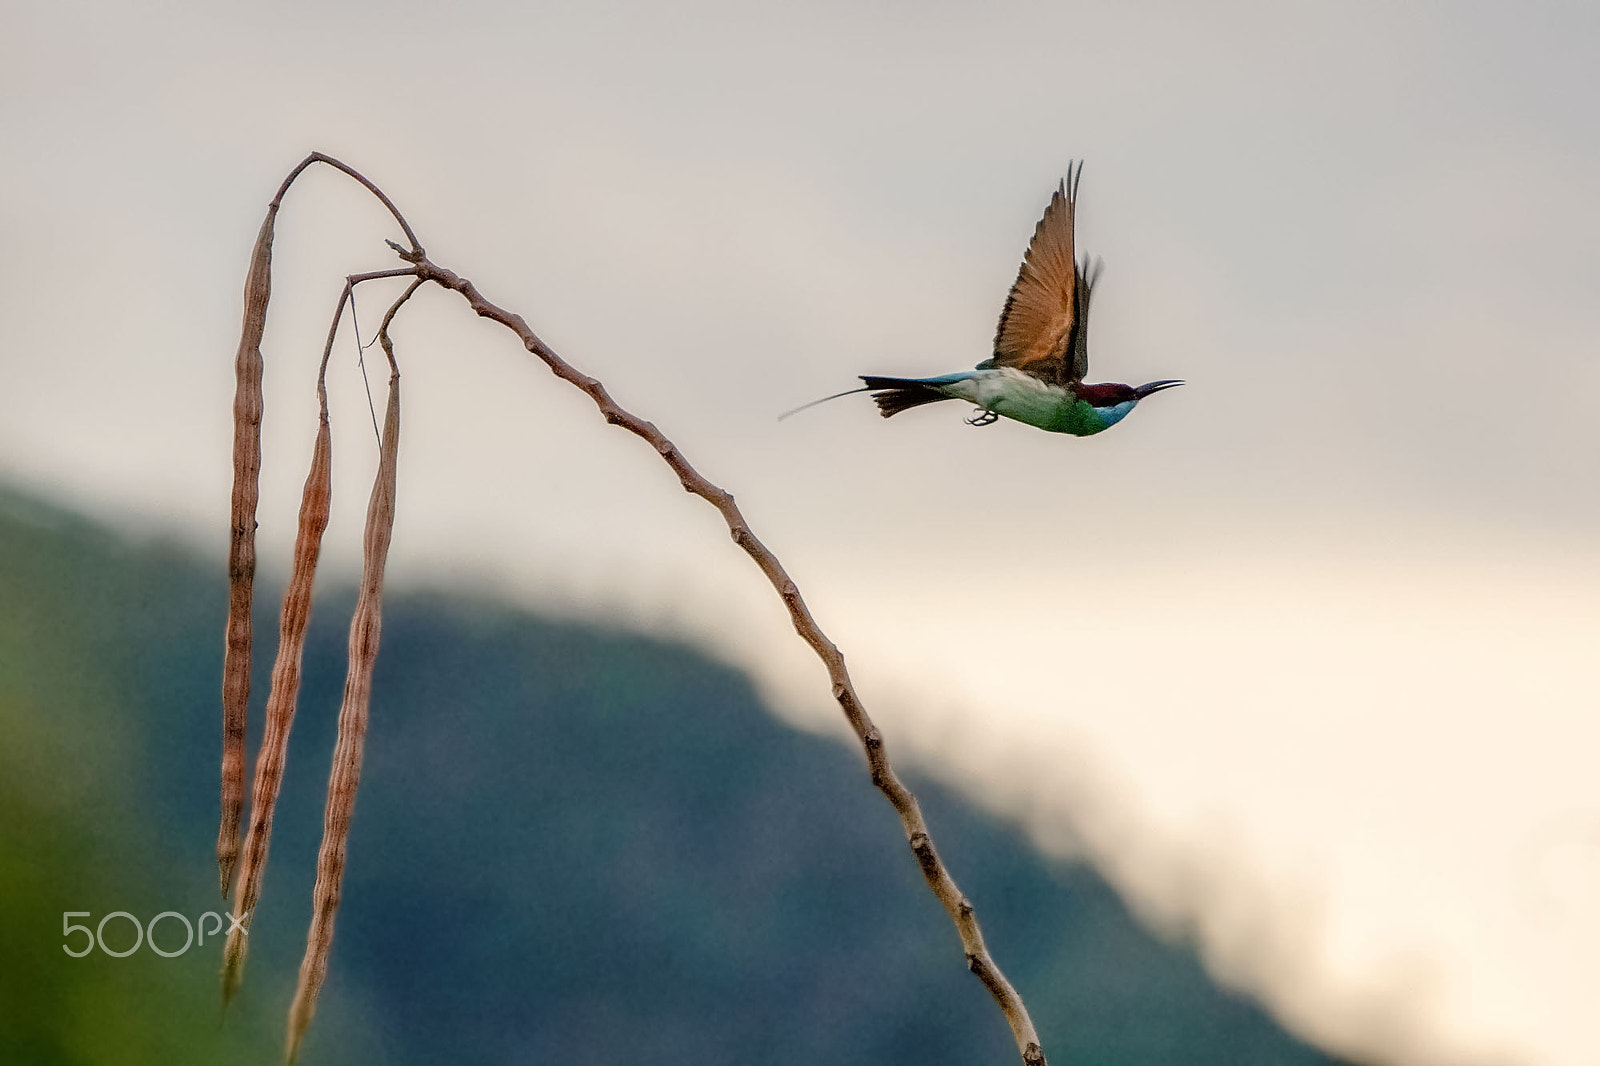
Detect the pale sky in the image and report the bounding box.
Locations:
[4,2,1599,1064]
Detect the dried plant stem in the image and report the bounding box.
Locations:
[244,154,1049,1066]
[284,282,413,1065]
[217,150,418,902]
[404,254,1048,1065]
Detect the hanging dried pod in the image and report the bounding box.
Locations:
[218,204,278,897]
[223,408,333,1005]
[286,371,400,1064]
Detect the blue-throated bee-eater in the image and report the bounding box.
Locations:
[784,163,1183,434]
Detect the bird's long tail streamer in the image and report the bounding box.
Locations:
[778,386,871,421]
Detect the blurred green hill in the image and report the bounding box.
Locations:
[0,486,1345,1065]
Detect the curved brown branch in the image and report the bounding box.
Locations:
[398,263,1049,1065]
[272,153,425,256]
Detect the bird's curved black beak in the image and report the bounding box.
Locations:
[1134,379,1185,399]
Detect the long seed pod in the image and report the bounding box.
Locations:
[222,407,334,1006]
[218,203,278,897]
[285,370,401,1064]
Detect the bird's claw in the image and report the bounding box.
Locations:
[965,408,999,427]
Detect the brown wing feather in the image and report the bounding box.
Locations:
[1070,254,1102,382]
[990,164,1082,386]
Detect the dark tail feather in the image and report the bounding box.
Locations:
[859,376,952,418]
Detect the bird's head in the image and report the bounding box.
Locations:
[1077,379,1184,429]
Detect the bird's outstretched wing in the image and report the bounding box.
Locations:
[986,162,1092,387]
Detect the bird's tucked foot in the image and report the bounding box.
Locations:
[965,408,1000,427]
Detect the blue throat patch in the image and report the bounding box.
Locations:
[1094,400,1136,429]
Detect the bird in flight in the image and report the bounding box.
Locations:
[784,163,1182,435]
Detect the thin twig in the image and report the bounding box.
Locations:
[376,278,425,376]
[337,269,418,443]
[345,292,383,443]
[312,271,418,391]
[270,152,425,257]
[408,255,1049,1066]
